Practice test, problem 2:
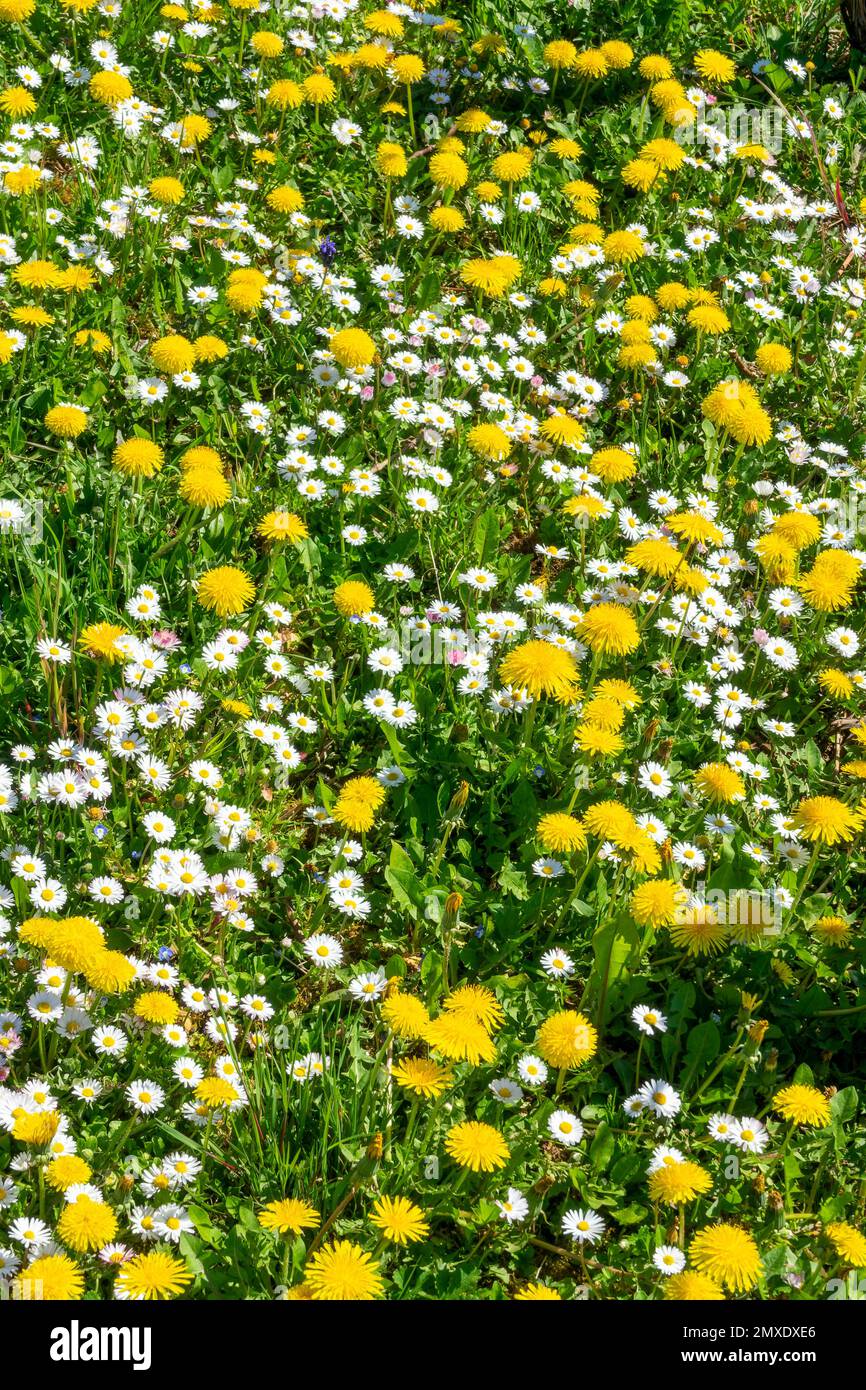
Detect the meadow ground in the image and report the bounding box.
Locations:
[0,0,866,1304]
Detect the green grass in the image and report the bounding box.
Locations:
[0,0,865,1303]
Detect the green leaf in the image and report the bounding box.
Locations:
[587,914,640,1022]
[188,1204,219,1246]
[385,954,407,979]
[820,1196,849,1223]
[497,859,528,900]
[589,1121,615,1172]
[803,739,823,772]
[0,663,23,695]
[760,1244,791,1277]
[384,841,425,917]
[178,1233,206,1275]
[683,1021,721,1084]
[830,1087,858,1125]
[610,1204,648,1225]
[472,508,509,564]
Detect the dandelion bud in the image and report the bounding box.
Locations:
[444,893,463,924]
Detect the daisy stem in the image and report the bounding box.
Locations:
[246,548,279,636]
[403,1096,420,1146]
[807,1135,833,1209]
[522,695,538,750]
[428,821,454,880]
[151,508,197,561]
[728,1047,755,1110]
[406,85,415,144]
[692,1026,745,1100]
[849,346,866,409]
[634,1034,645,1091]
[404,1096,442,1180]
[787,843,820,922]
[201,1111,215,1162]
[307,842,348,931]
[778,1120,796,1212]
[110,1113,140,1160]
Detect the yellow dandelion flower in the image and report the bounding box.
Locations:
[499,640,580,701]
[333,579,375,616]
[689,1223,762,1290]
[631,879,687,928]
[773,1084,831,1126]
[57,1194,118,1252]
[115,1250,194,1301]
[196,565,256,617]
[668,902,728,956]
[792,796,863,846]
[330,326,376,369]
[537,812,587,854]
[425,1012,496,1065]
[391,1057,452,1097]
[15,1254,83,1301]
[537,1010,597,1069]
[113,437,164,479]
[664,1270,725,1300]
[577,603,639,656]
[825,1222,866,1267]
[258,1197,320,1235]
[44,404,88,438]
[694,49,737,84]
[370,1195,429,1244]
[649,1161,714,1206]
[305,1241,383,1300]
[257,510,309,543]
[444,1120,509,1172]
[381,993,430,1039]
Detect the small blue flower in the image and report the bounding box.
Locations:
[92,824,109,840]
[158,945,175,962]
